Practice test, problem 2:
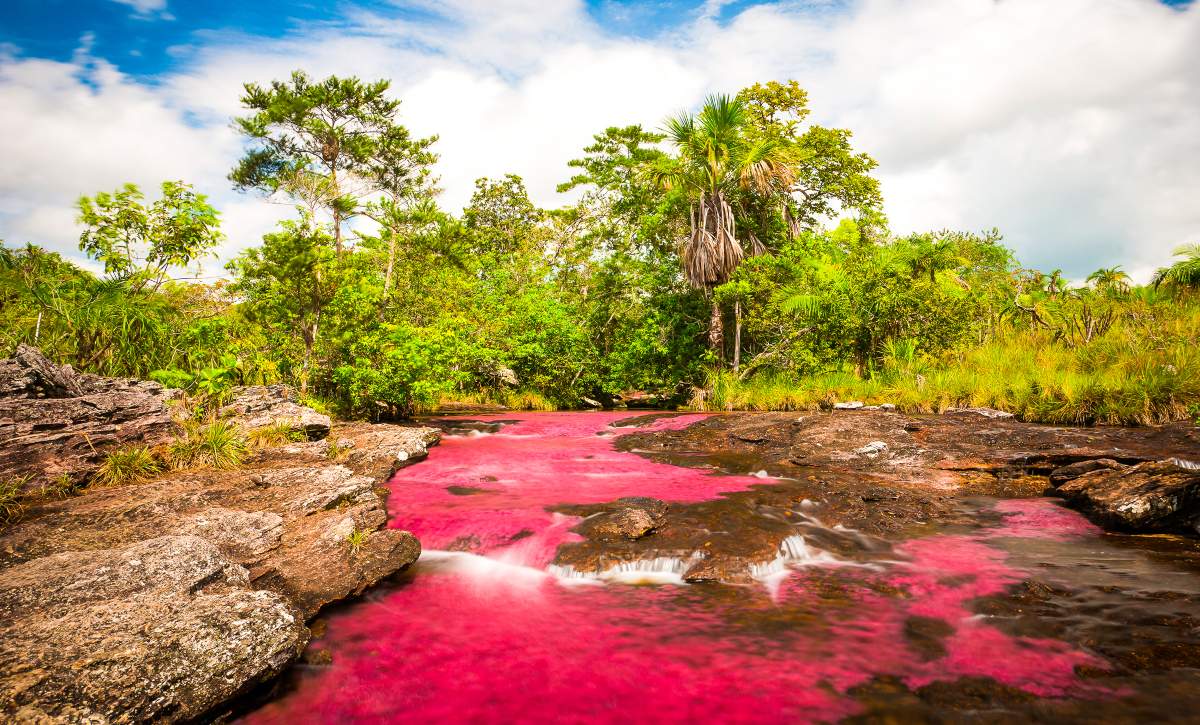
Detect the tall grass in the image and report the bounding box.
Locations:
[693,317,1200,426]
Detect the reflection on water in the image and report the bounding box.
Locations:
[243,413,1200,724]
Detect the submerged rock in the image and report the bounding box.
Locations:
[1052,460,1200,533]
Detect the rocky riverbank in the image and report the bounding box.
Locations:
[548,409,1200,582]
[0,347,437,722]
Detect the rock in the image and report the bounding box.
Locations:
[184,507,284,561]
[0,346,178,493]
[1052,460,1200,532]
[1048,458,1126,487]
[834,401,865,410]
[880,403,897,412]
[944,407,1014,419]
[0,344,84,398]
[581,498,668,541]
[581,397,602,409]
[220,385,331,440]
[339,423,438,480]
[0,535,307,722]
[855,441,889,457]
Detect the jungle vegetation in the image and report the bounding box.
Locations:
[2,72,1197,425]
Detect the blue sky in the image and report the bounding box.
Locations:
[0,0,1198,279]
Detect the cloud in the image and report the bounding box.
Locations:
[1,0,1197,281]
[110,0,171,19]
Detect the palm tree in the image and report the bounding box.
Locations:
[1086,265,1131,294]
[1152,244,1200,292]
[649,95,791,357]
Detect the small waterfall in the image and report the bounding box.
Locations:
[549,552,706,585]
[748,534,839,580]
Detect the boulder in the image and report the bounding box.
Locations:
[1052,460,1200,533]
[834,401,865,410]
[220,385,331,440]
[0,347,178,492]
[0,536,307,722]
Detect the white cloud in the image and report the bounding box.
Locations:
[1,0,1197,281]
[110,0,170,19]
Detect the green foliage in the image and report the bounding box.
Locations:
[4,71,1198,428]
[93,447,161,487]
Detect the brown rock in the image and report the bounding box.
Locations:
[0,535,307,722]
[1053,459,1200,533]
[220,385,331,440]
[1048,458,1126,486]
[0,347,178,493]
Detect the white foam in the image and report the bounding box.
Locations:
[549,553,705,585]
[419,550,549,585]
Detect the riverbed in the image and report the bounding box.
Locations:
[243,412,1200,723]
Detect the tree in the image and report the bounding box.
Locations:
[77,181,223,291]
[1152,244,1200,292]
[649,94,791,357]
[227,221,339,391]
[1087,266,1132,294]
[736,80,882,235]
[230,70,410,253]
[361,124,440,293]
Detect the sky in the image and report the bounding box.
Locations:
[0,0,1197,281]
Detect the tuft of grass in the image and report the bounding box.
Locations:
[168,419,248,470]
[93,447,161,487]
[247,421,307,449]
[1,475,30,524]
[41,473,79,499]
[346,527,370,554]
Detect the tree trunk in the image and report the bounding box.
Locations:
[708,296,724,364]
[330,165,343,254]
[384,228,397,295]
[732,299,742,372]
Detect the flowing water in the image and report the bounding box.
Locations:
[244,412,1200,723]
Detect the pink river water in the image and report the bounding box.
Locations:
[244,412,1118,723]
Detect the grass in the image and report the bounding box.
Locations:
[93,447,161,487]
[346,527,370,554]
[247,421,307,448]
[41,473,79,499]
[167,419,249,470]
[0,475,30,524]
[693,321,1200,426]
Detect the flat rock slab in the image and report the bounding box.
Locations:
[0,535,308,722]
[1053,460,1200,533]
